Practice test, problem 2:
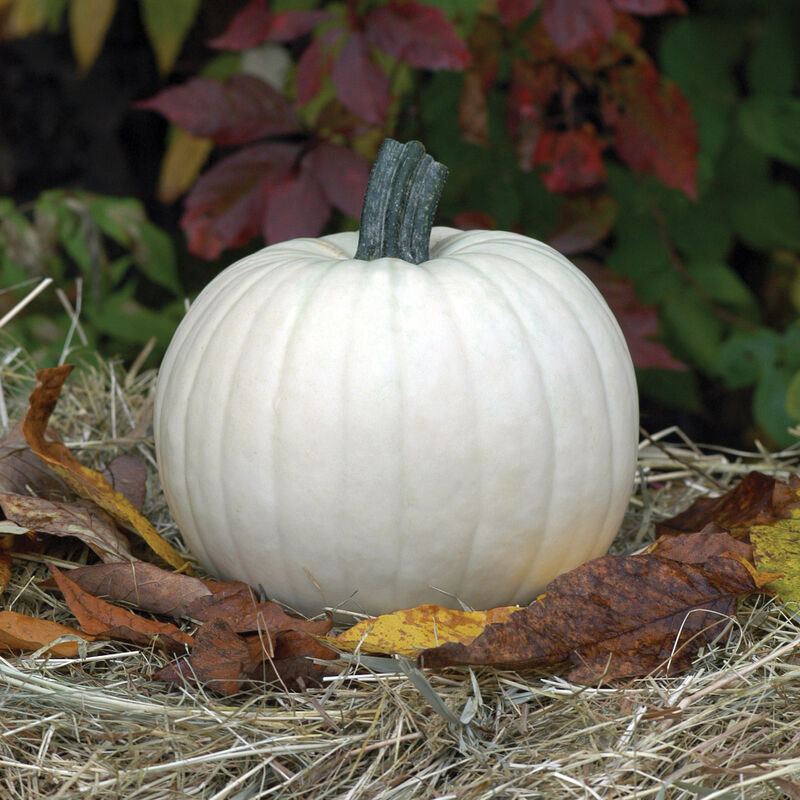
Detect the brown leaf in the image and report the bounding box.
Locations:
[0,493,133,562]
[0,422,70,498]
[22,366,189,571]
[0,609,94,657]
[263,630,338,689]
[419,553,758,683]
[648,526,754,564]
[0,551,11,594]
[153,618,261,696]
[49,564,193,652]
[101,454,147,510]
[55,560,331,638]
[655,472,800,537]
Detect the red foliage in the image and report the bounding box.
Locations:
[208,3,331,49]
[331,32,391,125]
[138,76,299,145]
[603,60,698,199]
[532,127,607,193]
[364,2,470,70]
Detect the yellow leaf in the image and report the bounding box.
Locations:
[157,128,213,204]
[334,603,520,658]
[22,365,191,572]
[69,0,117,73]
[140,0,201,76]
[751,511,800,603]
[2,0,47,38]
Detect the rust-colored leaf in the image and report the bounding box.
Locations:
[0,421,70,498]
[264,629,338,689]
[49,564,193,652]
[0,493,133,562]
[648,526,754,564]
[101,454,147,510]
[0,551,11,595]
[22,366,188,571]
[153,618,261,696]
[655,472,800,538]
[0,609,94,657]
[334,604,519,658]
[420,554,759,683]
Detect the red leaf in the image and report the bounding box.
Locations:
[498,0,539,24]
[364,2,469,70]
[542,0,616,53]
[295,32,337,105]
[331,32,390,124]
[209,1,331,50]
[138,76,299,146]
[579,260,686,370]
[613,0,686,13]
[532,126,607,193]
[263,158,330,244]
[603,60,698,199]
[311,143,369,218]
[181,143,299,259]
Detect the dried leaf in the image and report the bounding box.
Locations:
[420,554,759,683]
[0,551,11,594]
[0,609,94,657]
[648,526,754,564]
[0,493,132,562]
[334,604,519,658]
[58,560,332,637]
[101,454,147,510]
[655,472,799,537]
[138,75,300,146]
[0,421,70,498]
[264,629,338,689]
[153,618,261,696]
[22,366,188,571]
[751,518,800,603]
[49,564,194,652]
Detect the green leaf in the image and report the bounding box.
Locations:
[686,261,756,311]
[747,12,798,96]
[88,196,145,247]
[90,293,183,348]
[660,291,724,374]
[717,329,778,389]
[69,0,118,73]
[754,364,795,446]
[637,368,703,415]
[785,368,800,420]
[729,184,800,251]
[738,96,800,168]
[133,222,181,295]
[140,0,201,76]
[662,192,732,260]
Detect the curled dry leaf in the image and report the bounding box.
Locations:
[334,603,519,658]
[22,366,189,571]
[0,493,133,562]
[49,565,194,652]
[647,526,754,564]
[419,553,761,683]
[655,471,800,538]
[0,551,11,594]
[0,609,94,657]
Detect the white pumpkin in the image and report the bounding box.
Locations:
[155,140,638,616]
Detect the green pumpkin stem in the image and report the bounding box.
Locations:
[355,139,448,264]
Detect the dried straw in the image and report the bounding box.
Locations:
[1,348,799,800]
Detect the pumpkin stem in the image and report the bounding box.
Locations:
[355,139,448,264]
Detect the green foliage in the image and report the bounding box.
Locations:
[0,191,183,366]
